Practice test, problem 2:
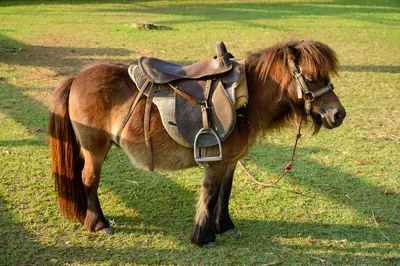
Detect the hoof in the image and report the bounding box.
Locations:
[98,227,114,234]
[222,229,241,238]
[204,241,218,247]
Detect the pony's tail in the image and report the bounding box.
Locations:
[48,77,87,223]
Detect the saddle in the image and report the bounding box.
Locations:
[127,42,248,167]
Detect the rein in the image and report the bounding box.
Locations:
[239,118,303,187]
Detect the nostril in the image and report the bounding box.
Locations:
[334,109,346,122]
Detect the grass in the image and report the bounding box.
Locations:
[0,0,399,265]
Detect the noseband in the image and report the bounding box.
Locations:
[289,62,334,114]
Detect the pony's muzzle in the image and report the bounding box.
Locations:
[320,106,346,129]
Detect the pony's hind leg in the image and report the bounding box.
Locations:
[191,164,236,246]
[214,163,238,236]
[80,142,113,233]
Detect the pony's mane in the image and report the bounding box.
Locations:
[247,40,339,86]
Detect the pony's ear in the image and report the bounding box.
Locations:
[287,45,299,71]
[287,45,296,58]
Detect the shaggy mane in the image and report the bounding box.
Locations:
[247,40,339,86]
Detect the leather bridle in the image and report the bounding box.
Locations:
[241,61,337,187]
[289,62,335,115]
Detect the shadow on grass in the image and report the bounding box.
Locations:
[87,1,398,30]
[0,82,49,138]
[0,33,134,77]
[341,65,400,73]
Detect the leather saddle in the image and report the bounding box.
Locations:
[129,42,247,163]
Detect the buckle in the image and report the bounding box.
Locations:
[201,101,209,109]
[304,91,315,102]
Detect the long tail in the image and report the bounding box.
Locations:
[48,77,87,223]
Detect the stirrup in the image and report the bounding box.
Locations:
[193,128,223,164]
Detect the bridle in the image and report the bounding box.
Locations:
[240,60,336,187]
[289,61,335,115]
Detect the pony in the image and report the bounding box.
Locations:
[48,40,346,246]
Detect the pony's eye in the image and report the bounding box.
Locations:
[306,77,315,83]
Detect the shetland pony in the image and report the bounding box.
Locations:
[48,40,346,246]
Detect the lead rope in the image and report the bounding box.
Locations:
[239,118,303,187]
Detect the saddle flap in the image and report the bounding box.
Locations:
[175,78,236,147]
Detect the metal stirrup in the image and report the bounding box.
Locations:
[193,128,223,164]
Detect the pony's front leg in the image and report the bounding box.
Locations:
[191,164,233,246]
[214,163,238,236]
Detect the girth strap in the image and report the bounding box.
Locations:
[144,85,156,172]
[116,81,156,172]
[116,80,150,145]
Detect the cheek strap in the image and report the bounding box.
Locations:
[289,61,335,114]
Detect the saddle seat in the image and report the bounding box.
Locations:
[139,42,234,83]
[128,42,248,164]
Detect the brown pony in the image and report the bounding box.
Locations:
[48,40,346,246]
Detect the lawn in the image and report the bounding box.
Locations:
[0,0,399,265]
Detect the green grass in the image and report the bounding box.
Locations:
[0,0,399,265]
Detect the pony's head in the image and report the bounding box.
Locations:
[285,40,346,133]
[247,40,346,133]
